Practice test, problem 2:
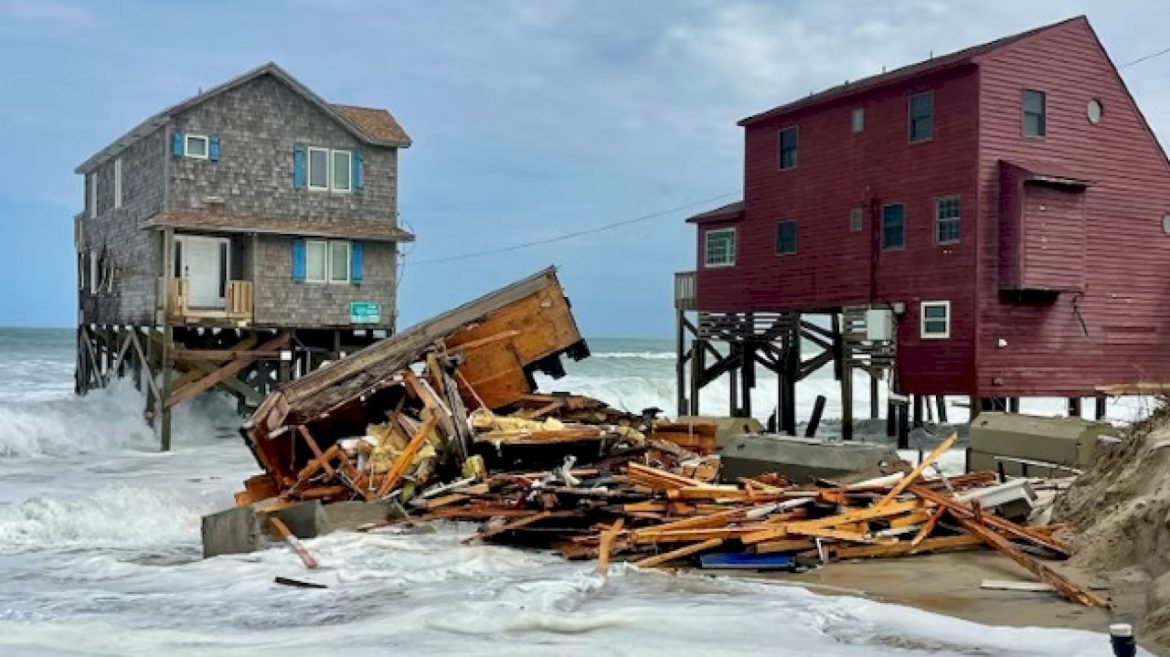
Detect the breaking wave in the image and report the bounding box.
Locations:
[0,380,240,459]
[0,485,204,553]
[588,351,675,360]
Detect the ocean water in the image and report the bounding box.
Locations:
[0,328,1148,656]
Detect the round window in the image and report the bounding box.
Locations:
[1087,99,1104,124]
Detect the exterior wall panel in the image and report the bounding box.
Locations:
[976,19,1170,396]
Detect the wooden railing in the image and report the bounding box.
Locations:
[164,278,253,324]
[674,271,696,311]
[226,281,253,319]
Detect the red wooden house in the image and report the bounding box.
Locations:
[680,16,1170,434]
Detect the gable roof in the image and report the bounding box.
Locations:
[76,62,411,174]
[685,200,744,224]
[738,15,1087,127]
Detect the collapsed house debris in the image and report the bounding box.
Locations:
[214,266,1104,610]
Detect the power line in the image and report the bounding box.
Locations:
[1120,45,1170,68]
[406,191,738,265]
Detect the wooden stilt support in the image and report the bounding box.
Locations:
[935,395,948,424]
[675,308,687,417]
[912,394,924,428]
[1009,397,1020,413]
[740,341,754,418]
[1095,395,1107,420]
[689,338,704,416]
[805,395,826,437]
[728,341,739,417]
[870,374,880,420]
[897,402,909,449]
[886,400,896,438]
[1068,397,1082,418]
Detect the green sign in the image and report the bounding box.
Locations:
[349,301,381,324]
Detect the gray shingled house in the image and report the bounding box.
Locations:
[73,63,414,449]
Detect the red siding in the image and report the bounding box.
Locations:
[695,68,981,393]
[1020,184,1087,291]
[976,18,1170,395]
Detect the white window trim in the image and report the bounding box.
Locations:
[307,147,330,191]
[184,134,210,159]
[306,147,353,192]
[704,228,736,268]
[305,239,351,283]
[934,196,961,245]
[87,173,96,219]
[331,150,353,193]
[920,300,951,339]
[114,158,123,209]
[328,240,352,283]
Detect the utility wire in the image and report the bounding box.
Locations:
[406,191,738,265]
[1120,45,1170,68]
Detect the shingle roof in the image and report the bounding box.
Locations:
[332,104,411,146]
[142,208,415,242]
[738,16,1087,127]
[76,62,411,174]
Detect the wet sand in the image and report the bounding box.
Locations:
[755,550,1163,652]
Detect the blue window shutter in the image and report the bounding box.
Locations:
[293,145,305,190]
[209,136,220,161]
[292,238,306,282]
[352,151,363,192]
[351,242,363,286]
[172,132,184,157]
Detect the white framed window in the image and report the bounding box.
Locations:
[704,228,736,268]
[332,150,352,192]
[87,173,96,219]
[89,251,99,295]
[184,134,209,159]
[306,239,350,283]
[114,158,123,209]
[307,147,352,192]
[935,196,961,244]
[851,108,864,133]
[308,147,330,190]
[921,300,950,339]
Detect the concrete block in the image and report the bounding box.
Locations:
[969,412,1116,470]
[717,434,901,484]
[268,500,329,539]
[677,416,764,441]
[201,505,263,558]
[322,498,403,530]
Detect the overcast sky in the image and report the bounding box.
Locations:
[1,0,1167,336]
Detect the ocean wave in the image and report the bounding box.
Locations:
[0,380,240,459]
[0,486,203,553]
[588,351,675,360]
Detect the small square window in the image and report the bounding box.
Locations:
[306,240,327,282]
[775,220,797,255]
[921,301,950,339]
[1023,89,1046,137]
[935,197,961,244]
[185,134,209,159]
[329,241,351,283]
[850,208,863,232]
[777,126,798,170]
[704,228,736,267]
[909,92,934,142]
[851,108,864,133]
[882,203,905,250]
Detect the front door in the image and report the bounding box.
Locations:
[175,236,229,308]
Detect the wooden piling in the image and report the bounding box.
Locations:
[805,395,827,438]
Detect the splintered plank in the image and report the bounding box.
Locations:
[829,533,983,559]
[753,538,816,554]
[462,510,578,544]
[909,485,1069,557]
[269,517,319,569]
[875,433,957,507]
[597,518,625,576]
[910,507,945,547]
[376,415,439,498]
[740,499,920,545]
[953,515,1107,608]
[634,539,725,569]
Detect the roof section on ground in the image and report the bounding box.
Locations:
[143,208,415,242]
[76,62,411,174]
[738,15,1087,127]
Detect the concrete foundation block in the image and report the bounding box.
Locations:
[717,434,901,484]
[201,505,264,558]
[322,498,402,530]
[268,500,329,539]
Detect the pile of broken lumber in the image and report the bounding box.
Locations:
[371,433,1105,608]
